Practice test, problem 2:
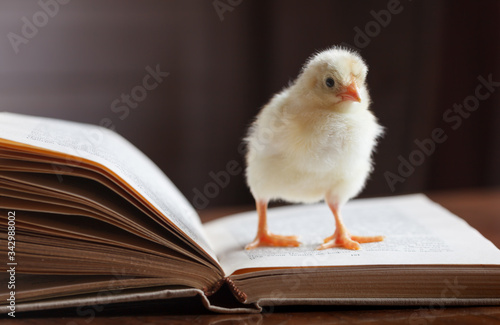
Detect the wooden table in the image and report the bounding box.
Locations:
[5,189,500,324]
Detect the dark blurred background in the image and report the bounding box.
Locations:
[1,0,499,210]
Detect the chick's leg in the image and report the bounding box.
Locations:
[317,199,384,250]
[245,200,301,250]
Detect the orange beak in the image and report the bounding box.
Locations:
[340,82,361,102]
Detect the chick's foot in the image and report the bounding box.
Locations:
[245,232,301,250]
[317,231,384,250]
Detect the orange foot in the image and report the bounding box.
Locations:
[317,231,384,250]
[245,232,301,250]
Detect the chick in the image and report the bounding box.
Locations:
[245,47,384,250]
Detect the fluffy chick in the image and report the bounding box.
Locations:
[245,47,384,250]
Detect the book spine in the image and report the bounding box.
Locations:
[203,278,225,296]
[226,278,247,303]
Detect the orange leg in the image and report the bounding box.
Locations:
[317,199,384,250]
[245,200,301,250]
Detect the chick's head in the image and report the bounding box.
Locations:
[295,47,369,109]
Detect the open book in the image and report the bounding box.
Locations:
[1,112,499,315]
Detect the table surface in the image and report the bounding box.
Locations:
[5,188,500,324]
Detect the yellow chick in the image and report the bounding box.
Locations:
[245,47,384,250]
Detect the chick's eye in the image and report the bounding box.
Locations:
[325,77,335,88]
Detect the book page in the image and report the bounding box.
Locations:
[204,194,500,276]
[0,112,217,262]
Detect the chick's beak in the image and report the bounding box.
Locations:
[339,82,361,102]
